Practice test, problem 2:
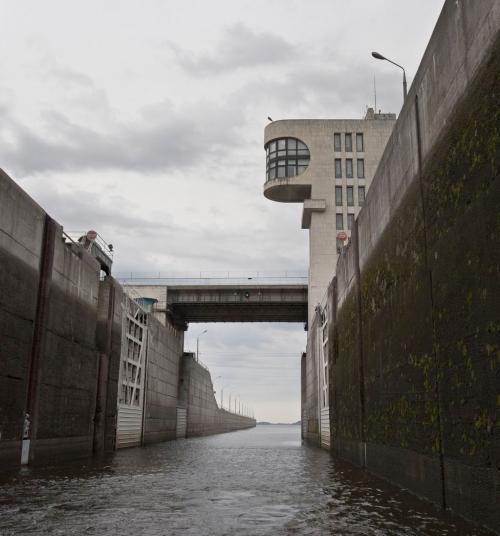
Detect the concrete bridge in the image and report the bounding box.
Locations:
[122,283,308,326]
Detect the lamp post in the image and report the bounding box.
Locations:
[220,384,229,409]
[196,329,208,362]
[371,51,407,101]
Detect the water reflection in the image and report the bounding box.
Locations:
[0,425,493,535]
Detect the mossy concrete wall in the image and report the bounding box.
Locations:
[302,317,320,445]
[328,1,500,531]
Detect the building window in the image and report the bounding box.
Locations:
[265,137,310,181]
[335,186,343,206]
[335,158,342,178]
[346,159,353,178]
[345,133,352,152]
[347,213,355,230]
[336,213,343,230]
[347,186,354,206]
[357,158,365,178]
[334,133,341,152]
[358,186,365,206]
[356,133,364,152]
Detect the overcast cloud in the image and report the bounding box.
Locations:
[0,0,445,421]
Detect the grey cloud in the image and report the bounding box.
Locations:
[27,183,306,275]
[167,23,297,75]
[0,99,245,176]
[230,56,402,119]
[47,67,95,88]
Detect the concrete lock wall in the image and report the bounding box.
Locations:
[94,277,124,454]
[179,354,255,437]
[0,167,255,469]
[143,314,184,444]
[327,0,500,531]
[0,169,46,467]
[33,221,101,462]
[302,318,320,444]
[0,168,106,466]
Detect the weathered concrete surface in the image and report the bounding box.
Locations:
[33,225,101,463]
[179,354,255,436]
[143,315,184,444]
[0,168,103,466]
[94,277,124,454]
[0,169,45,467]
[302,316,320,445]
[328,0,500,531]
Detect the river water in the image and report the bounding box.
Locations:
[0,425,493,535]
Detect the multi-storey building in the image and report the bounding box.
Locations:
[263,108,396,447]
[263,108,396,327]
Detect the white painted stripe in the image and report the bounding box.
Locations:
[320,407,330,448]
[176,408,187,438]
[116,405,143,448]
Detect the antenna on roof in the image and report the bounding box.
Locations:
[373,75,377,112]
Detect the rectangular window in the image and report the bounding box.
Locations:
[346,159,353,178]
[358,186,366,206]
[356,133,364,152]
[357,158,365,178]
[334,133,341,151]
[335,158,342,178]
[336,213,343,230]
[335,186,343,206]
[345,133,352,152]
[347,213,355,230]
[347,186,354,206]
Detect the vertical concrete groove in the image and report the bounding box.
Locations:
[140,326,150,446]
[352,221,366,463]
[414,94,447,510]
[328,278,338,451]
[93,282,115,454]
[24,215,57,463]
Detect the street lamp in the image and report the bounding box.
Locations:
[220,383,229,409]
[196,329,208,362]
[371,51,407,101]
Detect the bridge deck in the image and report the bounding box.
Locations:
[124,284,308,324]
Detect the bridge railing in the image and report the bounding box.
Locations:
[115,270,308,286]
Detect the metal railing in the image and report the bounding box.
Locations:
[65,230,114,260]
[116,270,308,286]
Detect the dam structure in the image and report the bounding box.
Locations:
[264,0,500,531]
[0,0,498,533]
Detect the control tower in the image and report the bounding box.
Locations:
[263,109,396,326]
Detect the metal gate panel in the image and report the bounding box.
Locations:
[176,407,187,438]
[320,407,330,448]
[117,406,143,448]
[116,299,147,449]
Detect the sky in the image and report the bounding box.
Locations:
[1,0,445,422]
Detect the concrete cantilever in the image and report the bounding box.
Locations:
[263,120,315,203]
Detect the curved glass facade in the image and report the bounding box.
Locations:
[265,137,310,181]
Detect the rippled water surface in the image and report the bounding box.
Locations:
[0,425,493,535]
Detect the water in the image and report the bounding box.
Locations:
[0,425,493,536]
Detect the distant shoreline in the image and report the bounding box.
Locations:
[257,421,300,426]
